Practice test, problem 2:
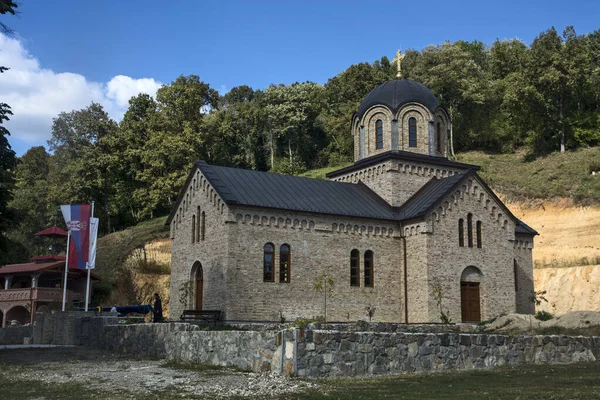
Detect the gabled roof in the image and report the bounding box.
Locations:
[167,161,399,224]
[0,260,101,280]
[34,226,68,237]
[398,170,538,236]
[326,150,479,179]
[398,171,471,220]
[167,160,537,237]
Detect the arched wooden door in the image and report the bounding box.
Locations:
[460,266,483,323]
[192,262,203,311]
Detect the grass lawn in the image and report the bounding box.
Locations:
[2,361,600,399]
[294,362,600,400]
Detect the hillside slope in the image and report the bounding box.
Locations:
[95,217,171,314]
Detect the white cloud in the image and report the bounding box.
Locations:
[0,34,162,149]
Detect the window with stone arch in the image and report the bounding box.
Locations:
[350,249,360,286]
[200,211,206,241]
[263,243,274,282]
[467,213,474,248]
[436,122,442,153]
[476,221,482,248]
[458,219,465,247]
[514,259,519,292]
[408,117,417,147]
[375,119,383,149]
[191,215,196,244]
[196,206,201,242]
[364,250,374,287]
[279,244,291,283]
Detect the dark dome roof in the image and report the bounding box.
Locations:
[356,79,440,118]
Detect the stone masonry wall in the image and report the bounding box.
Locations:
[425,176,521,322]
[170,166,231,319]
[0,326,32,345]
[227,206,404,322]
[296,328,600,378]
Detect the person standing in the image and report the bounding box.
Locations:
[153,293,163,323]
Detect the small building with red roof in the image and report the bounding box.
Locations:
[0,227,100,327]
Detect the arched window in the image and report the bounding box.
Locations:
[458,219,464,247]
[476,221,482,248]
[191,215,196,244]
[263,243,274,282]
[375,120,383,149]
[467,213,473,248]
[280,244,290,283]
[201,211,206,241]
[408,117,417,147]
[436,122,441,153]
[350,249,360,286]
[514,259,519,292]
[364,250,374,287]
[196,206,201,241]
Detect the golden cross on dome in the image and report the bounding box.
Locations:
[393,49,405,80]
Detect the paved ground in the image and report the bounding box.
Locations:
[0,347,316,399]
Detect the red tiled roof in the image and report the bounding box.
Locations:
[34,226,68,237]
[0,261,65,274]
[0,261,101,280]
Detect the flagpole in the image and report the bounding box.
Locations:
[62,230,71,312]
[84,201,95,312]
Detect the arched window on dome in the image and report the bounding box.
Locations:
[408,117,417,147]
[375,120,383,149]
[436,122,442,153]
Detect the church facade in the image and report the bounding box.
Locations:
[168,77,537,324]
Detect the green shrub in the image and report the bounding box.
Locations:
[294,316,325,329]
[535,311,554,321]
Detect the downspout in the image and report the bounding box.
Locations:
[400,231,409,324]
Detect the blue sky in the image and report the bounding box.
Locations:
[2,0,600,155]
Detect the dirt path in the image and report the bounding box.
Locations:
[0,347,315,399]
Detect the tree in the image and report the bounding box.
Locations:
[0,0,18,264]
[313,273,334,327]
[7,147,53,257]
[48,103,117,233]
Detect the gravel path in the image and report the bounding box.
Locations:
[0,347,316,399]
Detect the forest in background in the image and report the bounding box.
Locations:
[2,22,600,265]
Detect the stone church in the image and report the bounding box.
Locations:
[168,70,537,324]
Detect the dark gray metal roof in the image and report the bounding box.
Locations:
[356,79,440,118]
[398,172,469,220]
[326,150,479,179]
[516,220,538,236]
[196,161,398,221]
[166,160,537,239]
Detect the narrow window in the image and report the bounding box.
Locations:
[196,206,201,241]
[201,211,206,241]
[408,117,417,147]
[458,219,464,247]
[280,244,291,283]
[476,221,482,248]
[364,250,374,287]
[375,120,383,149]
[191,215,196,244]
[436,122,441,153]
[467,213,473,248]
[514,259,519,291]
[350,249,360,287]
[263,243,274,282]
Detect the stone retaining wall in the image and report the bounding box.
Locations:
[0,326,32,345]
[30,312,600,378]
[296,329,600,377]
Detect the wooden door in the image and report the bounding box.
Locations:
[195,277,203,311]
[461,282,481,322]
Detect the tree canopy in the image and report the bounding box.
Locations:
[4,25,600,260]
